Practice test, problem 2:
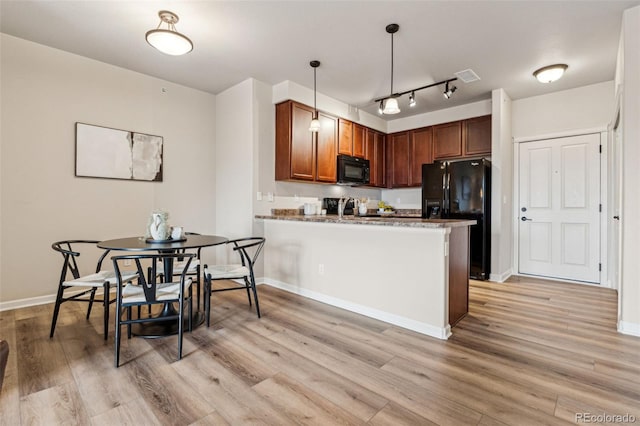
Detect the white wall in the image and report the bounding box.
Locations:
[215,79,254,240]
[619,6,640,335]
[0,34,216,304]
[512,81,615,139]
[490,89,513,282]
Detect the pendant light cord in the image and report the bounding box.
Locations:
[314,67,317,119]
[390,32,394,95]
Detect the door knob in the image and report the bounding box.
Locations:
[521,217,532,221]
[613,216,620,220]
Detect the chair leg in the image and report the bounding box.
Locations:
[177,300,184,361]
[205,277,211,327]
[115,301,122,368]
[249,275,261,318]
[188,288,193,332]
[103,283,109,340]
[49,285,66,338]
[87,288,97,319]
[244,278,253,307]
[127,307,132,339]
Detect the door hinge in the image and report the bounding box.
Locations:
[599,263,602,271]
[599,145,602,153]
[599,204,602,212]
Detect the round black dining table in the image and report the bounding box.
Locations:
[98,234,228,337]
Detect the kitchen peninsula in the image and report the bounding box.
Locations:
[256,213,475,339]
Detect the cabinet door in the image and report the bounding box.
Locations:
[316,112,338,182]
[365,129,376,185]
[463,115,492,156]
[290,102,316,180]
[388,132,410,187]
[433,121,462,160]
[338,119,353,156]
[374,131,386,187]
[409,127,433,186]
[353,123,366,158]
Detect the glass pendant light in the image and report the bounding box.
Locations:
[382,24,401,115]
[309,60,321,132]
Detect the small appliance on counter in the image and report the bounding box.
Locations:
[323,197,354,215]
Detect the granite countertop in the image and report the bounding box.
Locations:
[255,213,476,228]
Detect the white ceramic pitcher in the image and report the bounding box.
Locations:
[149,212,170,240]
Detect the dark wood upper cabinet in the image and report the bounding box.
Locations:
[353,123,366,158]
[316,113,338,182]
[388,132,410,187]
[276,100,337,183]
[463,115,492,156]
[409,127,433,186]
[433,121,463,160]
[365,129,386,187]
[277,99,489,187]
[338,119,353,156]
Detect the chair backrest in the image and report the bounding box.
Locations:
[229,237,265,272]
[112,253,195,303]
[51,240,110,281]
[175,232,202,260]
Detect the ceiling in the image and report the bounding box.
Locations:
[2,1,638,120]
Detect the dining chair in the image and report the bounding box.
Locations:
[112,252,195,367]
[157,232,203,309]
[50,240,138,340]
[0,339,8,394]
[203,237,265,327]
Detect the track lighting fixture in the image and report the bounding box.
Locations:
[309,60,321,132]
[443,81,457,99]
[374,23,459,114]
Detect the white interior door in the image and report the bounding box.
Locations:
[609,118,622,290]
[518,134,601,283]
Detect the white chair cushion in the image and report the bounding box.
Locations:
[204,264,249,279]
[122,278,192,304]
[156,259,199,275]
[63,270,138,287]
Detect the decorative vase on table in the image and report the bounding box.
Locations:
[148,211,170,240]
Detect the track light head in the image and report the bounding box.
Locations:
[409,91,416,107]
[443,82,457,99]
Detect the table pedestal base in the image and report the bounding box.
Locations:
[131,303,206,338]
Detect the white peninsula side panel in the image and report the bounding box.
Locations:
[262,220,452,339]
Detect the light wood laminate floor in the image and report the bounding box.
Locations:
[1,278,639,425]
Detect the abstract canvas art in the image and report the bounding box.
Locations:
[75,122,163,182]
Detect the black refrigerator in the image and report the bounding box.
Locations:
[422,159,491,280]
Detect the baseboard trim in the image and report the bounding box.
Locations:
[489,269,512,283]
[0,293,57,312]
[260,278,451,340]
[618,321,640,337]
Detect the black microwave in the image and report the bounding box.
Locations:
[337,154,370,185]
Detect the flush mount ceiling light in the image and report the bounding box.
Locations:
[533,64,568,83]
[309,60,321,132]
[146,10,193,56]
[375,23,458,114]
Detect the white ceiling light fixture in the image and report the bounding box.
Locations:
[375,23,458,114]
[309,60,321,132]
[533,64,568,83]
[146,10,193,56]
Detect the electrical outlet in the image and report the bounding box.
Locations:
[318,264,325,275]
[267,192,274,202]
[256,191,263,201]
[123,259,132,266]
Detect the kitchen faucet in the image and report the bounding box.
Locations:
[338,197,352,218]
